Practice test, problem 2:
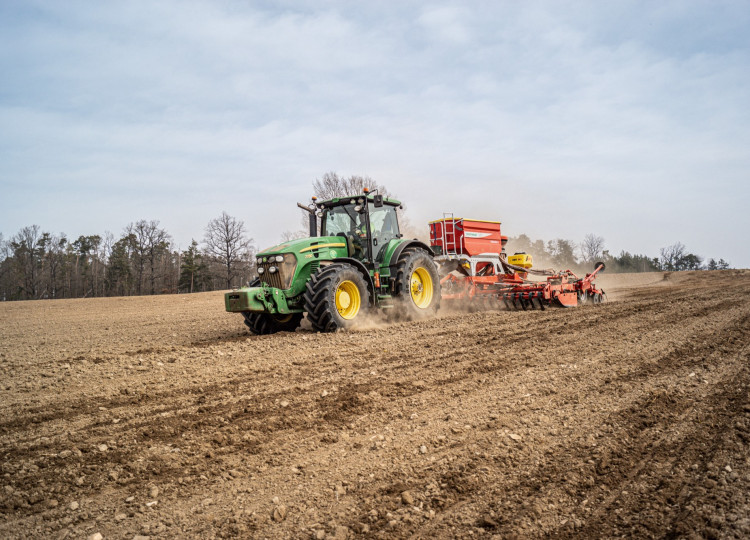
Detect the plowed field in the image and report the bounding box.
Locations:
[1,270,749,539]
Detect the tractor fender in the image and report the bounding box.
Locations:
[387,240,434,269]
[320,257,376,306]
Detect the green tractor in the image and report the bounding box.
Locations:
[225,190,441,333]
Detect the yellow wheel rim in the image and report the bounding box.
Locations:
[410,267,434,309]
[335,280,361,320]
[272,314,293,323]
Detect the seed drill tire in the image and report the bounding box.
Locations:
[304,263,370,332]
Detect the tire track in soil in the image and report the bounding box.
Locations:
[574,361,750,538]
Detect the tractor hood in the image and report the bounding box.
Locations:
[256,236,349,261]
[250,236,351,297]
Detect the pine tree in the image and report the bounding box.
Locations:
[179,240,209,293]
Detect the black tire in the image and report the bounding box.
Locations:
[304,263,370,332]
[393,248,441,320]
[242,278,303,335]
[243,312,303,334]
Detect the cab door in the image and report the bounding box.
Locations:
[367,204,399,262]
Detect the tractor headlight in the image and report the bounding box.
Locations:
[257,267,265,274]
[269,266,278,273]
[257,258,263,264]
[316,210,323,217]
[275,255,284,262]
[354,205,362,212]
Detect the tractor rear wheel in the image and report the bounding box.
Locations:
[242,278,303,335]
[394,248,441,319]
[304,263,370,332]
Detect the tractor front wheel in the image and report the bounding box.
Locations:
[243,312,304,335]
[394,248,441,320]
[242,278,303,335]
[304,263,370,332]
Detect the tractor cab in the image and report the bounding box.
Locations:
[316,192,402,264]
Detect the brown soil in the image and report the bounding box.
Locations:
[1,270,749,539]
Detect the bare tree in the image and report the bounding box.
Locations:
[204,212,254,289]
[126,220,170,295]
[304,172,399,234]
[280,230,308,242]
[660,242,686,271]
[312,172,392,200]
[126,222,148,294]
[580,234,605,263]
[144,224,171,295]
[10,225,43,299]
[43,233,68,298]
[101,231,115,262]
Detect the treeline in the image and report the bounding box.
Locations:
[507,234,731,273]
[0,222,733,302]
[0,167,734,302]
[0,212,256,301]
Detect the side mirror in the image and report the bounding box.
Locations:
[373,194,384,207]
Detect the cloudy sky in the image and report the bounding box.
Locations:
[1,0,749,267]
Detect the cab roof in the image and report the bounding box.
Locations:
[316,193,401,207]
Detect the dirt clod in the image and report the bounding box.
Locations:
[401,491,415,505]
[272,504,288,522]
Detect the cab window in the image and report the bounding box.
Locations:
[322,205,364,236]
[368,204,399,261]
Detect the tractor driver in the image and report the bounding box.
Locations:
[349,213,368,258]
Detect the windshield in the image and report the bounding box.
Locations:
[321,204,365,236]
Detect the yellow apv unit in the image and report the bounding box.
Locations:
[508,252,533,269]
